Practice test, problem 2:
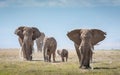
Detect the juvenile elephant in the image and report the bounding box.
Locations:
[57,49,68,62]
[67,29,106,69]
[15,26,41,60]
[43,37,57,62]
[36,32,45,52]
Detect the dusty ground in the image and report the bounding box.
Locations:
[0,48,79,61]
[0,48,119,62]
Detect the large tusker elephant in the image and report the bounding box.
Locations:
[35,32,45,52]
[67,29,106,69]
[15,26,41,60]
[57,49,68,62]
[43,37,57,62]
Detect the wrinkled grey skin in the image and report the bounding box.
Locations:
[43,37,57,62]
[15,26,41,60]
[57,49,68,62]
[67,29,106,69]
[36,32,45,52]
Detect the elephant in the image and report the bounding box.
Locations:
[36,32,45,52]
[57,49,68,62]
[15,26,41,60]
[67,29,106,69]
[43,37,57,62]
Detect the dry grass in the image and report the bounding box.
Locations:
[0,49,120,75]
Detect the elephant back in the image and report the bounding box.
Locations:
[44,37,57,52]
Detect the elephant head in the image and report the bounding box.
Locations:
[36,32,45,52]
[15,26,41,60]
[67,29,106,69]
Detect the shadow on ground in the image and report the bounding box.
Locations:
[94,67,117,69]
[53,61,61,63]
[31,59,43,61]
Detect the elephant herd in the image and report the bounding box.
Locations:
[15,26,106,69]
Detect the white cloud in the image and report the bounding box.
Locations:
[0,0,120,8]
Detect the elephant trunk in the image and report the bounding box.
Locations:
[22,43,27,60]
[79,42,92,69]
[22,36,33,60]
[43,45,48,62]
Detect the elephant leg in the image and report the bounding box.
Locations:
[85,49,91,69]
[39,43,43,52]
[29,46,33,61]
[26,48,30,60]
[26,50,29,60]
[62,57,64,62]
[53,52,56,62]
[74,44,81,63]
[43,47,47,62]
[22,43,27,60]
[80,48,91,69]
[44,55,48,62]
[49,54,51,62]
[43,50,46,61]
[30,55,32,61]
[90,50,93,63]
[87,49,91,69]
[66,53,68,62]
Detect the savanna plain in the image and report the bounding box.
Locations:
[0,49,120,75]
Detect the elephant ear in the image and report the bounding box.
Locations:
[91,29,106,45]
[67,29,81,45]
[14,26,25,38]
[32,27,41,40]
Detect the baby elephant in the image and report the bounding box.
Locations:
[57,49,68,62]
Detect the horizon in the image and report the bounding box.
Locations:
[0,0,120,50]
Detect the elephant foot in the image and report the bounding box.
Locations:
[53,61,56,63]
[30,56,32,61]
[53,59,56,62]
[44,59,47,62]
[80,65,91,69]
[25,56,32,61]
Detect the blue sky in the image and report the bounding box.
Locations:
[0,0,120,50]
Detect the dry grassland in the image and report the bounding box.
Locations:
[0,49,120,75]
